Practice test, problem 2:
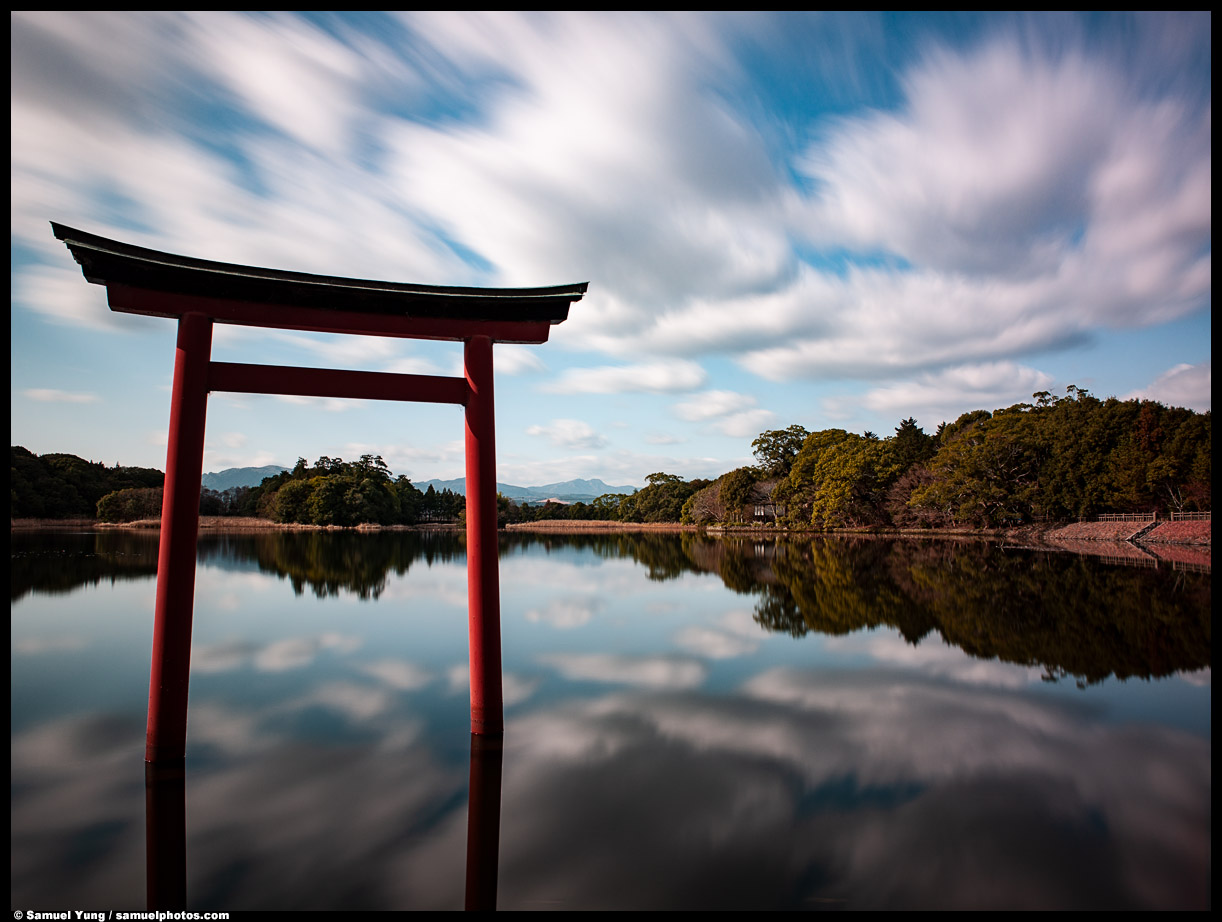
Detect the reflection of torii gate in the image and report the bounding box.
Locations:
[53,224,586,762]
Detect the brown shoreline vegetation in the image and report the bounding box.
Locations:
[11,516,1209,548]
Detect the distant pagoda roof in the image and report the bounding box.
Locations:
[51,223,587,343]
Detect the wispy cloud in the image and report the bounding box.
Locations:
[525,597,600,629]
[9,12,1209,482]
[824,631,1043,688]
[526,419,608,450]
[740,39,1211,380]
[12,635,88,654]
[674,390,777,438]
[539,652,708,688]
[542,361,707,395]
[674,390,757,422]
[495,344,548,375]
[13,265,132,332]
[1127,361,1211,412]
[830,361,1055,428]
[273,394,365,413]
[673,610,761,660]
[23,388,100,404]
[254,633,363,672]
[360,659,435,691]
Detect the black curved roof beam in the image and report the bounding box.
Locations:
[52,222,587,344]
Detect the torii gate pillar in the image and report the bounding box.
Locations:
[463,335,503,735]
[147,312,213,762]
[52,223,586,763]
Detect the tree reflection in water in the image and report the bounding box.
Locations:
[12,529,1210,685]
[9,528,1210,910]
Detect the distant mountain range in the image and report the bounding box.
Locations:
[201,465,287,492]
[200,466,637,502]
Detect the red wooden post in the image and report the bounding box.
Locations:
[146,312,212,762]
[464,335,504,736]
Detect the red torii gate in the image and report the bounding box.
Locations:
[53,223,586,763]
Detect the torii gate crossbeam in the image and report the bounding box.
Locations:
[53,223,587,762]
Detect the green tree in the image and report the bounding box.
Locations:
[752,425,810,478]
[619,473,707,523]
[890,417,936,472]
[718,467,758,523]
[807,437,898,527]
[96,487,163,522]
[912,408,1042,525]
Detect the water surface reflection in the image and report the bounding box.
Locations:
[10,529,1211,909]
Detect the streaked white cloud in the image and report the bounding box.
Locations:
[1178,667,1210,687]
[1127,361,1211,412]
[360,659,435,691]
[825,631,1043,688]
[525,597,599,629]
[541,361,707,395]
[273,394,366,413]
[9,12,1209,483]
[496,668,1209,909]
[496,447,729,487]
[735,40,1210,381]
[538,652,707,688]
[674,390,758,422]
[525,418,608,451]
[197,634,365,674]
[13,264,132,332]
[673,627,756,660]
[499,673,543,706]
[338,439,466,482]
[302,681,393,721]
[387,11,792,308]
[832,361,1054,427]
[194,640,259,674]
[183,12,368,154]
[716,408,778,439]
[22,388,100,404]
[644,432,685,445]
[254,632,363,672]
[673,609,762,660]
[495,344,548,375]
[11,635,88,655]
[672,393,780,439]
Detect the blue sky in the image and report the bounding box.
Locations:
[10,12,1211,487]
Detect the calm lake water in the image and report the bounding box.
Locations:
[10,529,1211,910]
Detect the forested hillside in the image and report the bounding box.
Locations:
[515,389,1210,529]
[11,389,1210,529]
[724,390,1209,528]
[10,447,163,518]
[246,455,460,526]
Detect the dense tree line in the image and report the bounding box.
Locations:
[494,391,1209,530]
[497,472,711,526]
[730,389,1209,529]
[908,390,1207,526]
[11,446,163,519]
[11,388,1208,529]
[244,455,462,526]
[524,389,1208,530]
[10,448,460,526]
